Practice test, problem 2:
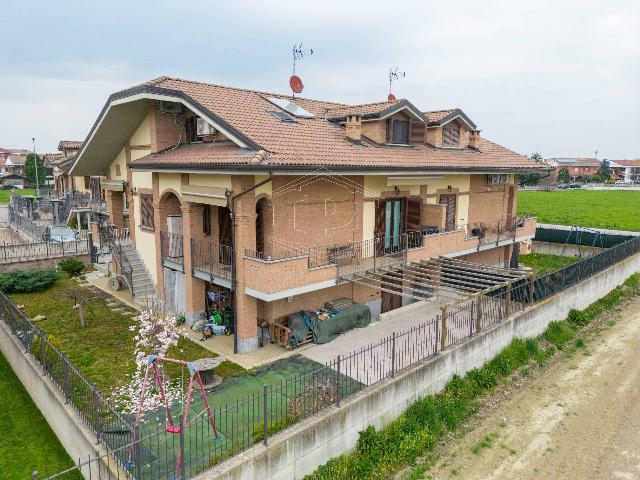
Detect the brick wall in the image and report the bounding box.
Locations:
[0,254,92,273]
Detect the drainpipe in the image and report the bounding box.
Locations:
[230,172,273,354]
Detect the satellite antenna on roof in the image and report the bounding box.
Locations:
[388,67,406,101]
[290,43,313,97]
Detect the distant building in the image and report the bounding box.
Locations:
[609,160,640,183]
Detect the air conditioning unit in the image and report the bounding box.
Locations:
[158,101,183,115]
[196,117,217,136]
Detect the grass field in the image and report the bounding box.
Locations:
[11,275,246,394]
[0,351,81,480]
[519,252,579,276]
[518,190,640,232]
[0,189,36,205]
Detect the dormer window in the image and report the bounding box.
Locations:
[388,119,410,144]
[442,122,460,147]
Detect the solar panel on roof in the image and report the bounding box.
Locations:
[266,97,315,118]
[267,110,297,123]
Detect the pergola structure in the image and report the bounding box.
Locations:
[342,256,532,302]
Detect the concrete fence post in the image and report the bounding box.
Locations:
[440,306,448,350]
[475,294,482,332]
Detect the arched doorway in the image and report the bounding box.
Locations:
[255,197,272,256]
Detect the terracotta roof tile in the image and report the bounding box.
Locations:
[58,140,83,150]
[324,100,403,119]
[121,76,543,172]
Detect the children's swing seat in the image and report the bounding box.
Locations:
[126,355,221,478]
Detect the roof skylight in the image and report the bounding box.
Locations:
[266,97,315,118]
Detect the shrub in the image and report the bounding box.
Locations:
[59,258,85,277]
[0,268,60,293]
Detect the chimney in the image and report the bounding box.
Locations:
[469,130,480,149]
[345,114,362,143]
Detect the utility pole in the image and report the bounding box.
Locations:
[31,137,40,196]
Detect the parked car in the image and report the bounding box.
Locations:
[569,183,582,189]
[558,184,570,190]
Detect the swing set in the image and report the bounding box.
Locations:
[126,355,220,479]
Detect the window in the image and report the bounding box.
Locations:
[203,204,211,236]
[388,119,410,144]
[442,123,460,147]
[185,116,202,143]
[84,176,90,189]
[485,174,509,185]
[140,194,154,230]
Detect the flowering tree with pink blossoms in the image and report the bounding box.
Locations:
[113,309,181,414]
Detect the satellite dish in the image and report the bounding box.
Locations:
[290,75,304,94]
[388,93,396,101]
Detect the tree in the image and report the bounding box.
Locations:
[519,152,543,186]
[597,159,612,183]
[557,167,571,184]
[24,153,45,188]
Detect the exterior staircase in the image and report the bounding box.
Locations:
[116,243,156,306]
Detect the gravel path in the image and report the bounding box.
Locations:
[418,296,640,480]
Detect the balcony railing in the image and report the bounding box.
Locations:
[191,238,233,281]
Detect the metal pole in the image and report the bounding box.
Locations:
[179,414,185,479]
[391,332,396,378]
[336,355,341,407]
[134,424,142,479]
[263,384,268,446]
[32,137,40,196]
[93,386,101,442]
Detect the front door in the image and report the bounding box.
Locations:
[439,194,457,231]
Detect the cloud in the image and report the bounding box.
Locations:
[0,0,638,158]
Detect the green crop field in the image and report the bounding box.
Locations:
[0,351,81,479]
[518,190,640,232]
[0,189,36,205]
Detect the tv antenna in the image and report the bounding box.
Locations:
[290,43,313,97]
[388,67,406,101]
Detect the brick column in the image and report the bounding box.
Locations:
[181,201,206,325]
[234,210,259,353]
[107,190,124,229]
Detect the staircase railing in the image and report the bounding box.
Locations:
[108,228,134,296]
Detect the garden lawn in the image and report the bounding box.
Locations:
[10,275,246,395]
[0,350,81,480]
[518,190,640,231]
[0,188,36,205]
[519,252,579,276]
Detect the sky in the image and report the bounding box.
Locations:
[0,0,638,159]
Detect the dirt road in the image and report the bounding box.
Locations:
[419,296,640,480]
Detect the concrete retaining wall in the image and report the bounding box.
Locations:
[197,251,640,480]
[0,320,119,479]
[532,240,603,257]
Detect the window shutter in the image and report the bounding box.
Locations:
[374,199,385,237]
[202,204,211,235]
[443,123,460,147]
[140,194,154,229]
[405,196,422,232]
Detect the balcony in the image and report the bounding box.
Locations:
[242,216,537,299]
[191,238,233,287]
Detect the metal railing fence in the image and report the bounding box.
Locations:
[27,235,640,479]
[190,238,233,280]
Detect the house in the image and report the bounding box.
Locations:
[45,140,97,194]
[609,160,640,183]
[548,157,601,182]
[70,76,546,354]
[4,152,27,175]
